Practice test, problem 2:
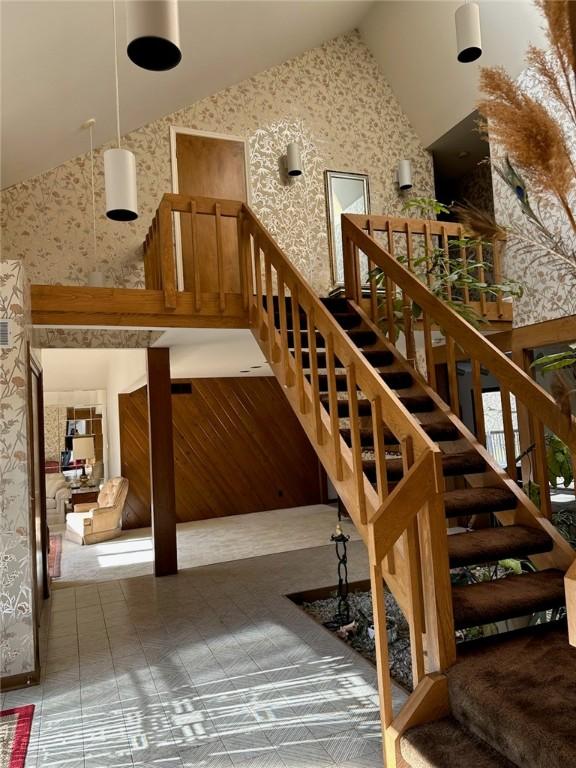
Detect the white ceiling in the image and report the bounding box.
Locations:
[1,0,372,188]
[360,1,547,148]
[153,328,273,378]
[40,328,272,390]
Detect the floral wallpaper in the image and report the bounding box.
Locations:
[1,31,434,300]
[44,405,67,463]
[33,328,162,349]
[491,63,576,328]
[0,261,35,678]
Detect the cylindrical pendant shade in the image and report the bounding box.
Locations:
[286,142,303,177]
[397,159,412,191]
[126,0,181,71]
[455,2,482,63]
[104,148,138,221]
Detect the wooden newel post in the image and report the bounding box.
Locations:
[158,198,177,311]
[147,347,178,577]
[342,220,359,303]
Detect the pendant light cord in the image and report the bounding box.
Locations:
[88,123,98,260]
[112,0,122,148]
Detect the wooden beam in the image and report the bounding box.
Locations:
[31,285,249,328]
[147,348,177,577]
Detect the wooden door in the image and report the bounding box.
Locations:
[175,132,247,295]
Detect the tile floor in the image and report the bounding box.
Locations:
[3,512,406,767]
[56,505,362,585]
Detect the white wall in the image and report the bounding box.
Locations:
[41,348,111,392]
[41,348,147,479]
[105,351,147,477]
[360,1,547,147]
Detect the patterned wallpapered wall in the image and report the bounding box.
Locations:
[0,260,35,678]
[491,63,576,328]
[44,405,67,463]
[1,32,434,298]
[33,329,162,349]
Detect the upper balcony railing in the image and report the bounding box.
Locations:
[143,193,249,323]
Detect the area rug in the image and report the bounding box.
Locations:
[48,533,62,578]
[0,705,35,768]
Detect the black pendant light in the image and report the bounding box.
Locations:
[104,0,138,221]
[126,0,181,71]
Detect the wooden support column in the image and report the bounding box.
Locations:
[146,348,178,577]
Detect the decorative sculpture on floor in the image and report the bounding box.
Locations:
[324,523,353,631]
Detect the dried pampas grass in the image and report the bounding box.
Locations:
[478,0,576,236]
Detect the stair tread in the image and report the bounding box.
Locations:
[452,568,565,629]
[449,620,575,768]
[448,524,554,568]
[444,487,517,518]
[340,418,459,446]
[301,348,394,368]
[363,451,486,483]
[401,716,516,768]
[319,392,434,415]
[316,369,413,391]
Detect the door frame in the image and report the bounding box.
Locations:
[26,345,48,684]
[169,126,252,291]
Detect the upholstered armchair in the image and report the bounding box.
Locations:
[65,477,129,545]
[45,473,71,526]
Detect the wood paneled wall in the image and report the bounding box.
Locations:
[119,377,324,529]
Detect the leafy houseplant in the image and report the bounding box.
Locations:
[546,433,574,489]
[370,197,523,345]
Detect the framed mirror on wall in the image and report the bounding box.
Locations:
[324,170,371,288]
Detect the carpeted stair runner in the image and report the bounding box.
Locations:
[400,716,517,768]
[319,392,435,417]
[272,288,572,768]
[317,369,413,392]
[448,621,576,768]
[447,525,553,568]
[451,568,565,629]
[444,487,517,518]
[339,418,459,446]
[362,450,486,483]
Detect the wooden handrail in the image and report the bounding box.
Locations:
[566,559,576,647]
[342,214,576,455]
[348,213,510,334]
[243,206,438,459]
[241,203,457,768]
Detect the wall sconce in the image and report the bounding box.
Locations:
[397,159,412,191]
[286,142,303,177]
[455,2,482,63]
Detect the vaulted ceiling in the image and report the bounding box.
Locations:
[1,0,546,190]
[0,0,372,188]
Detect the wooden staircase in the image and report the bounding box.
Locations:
[133,194,576,767]
[239,207,576,767]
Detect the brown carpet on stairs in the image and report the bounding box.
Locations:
[449,621,576,768]
[448,525,553,568]
[452,568,565,629]
[362,450,486,483]
[444,487,517,517]
[400,716,517,768]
